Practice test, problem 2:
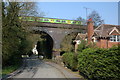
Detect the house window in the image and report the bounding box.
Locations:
[117,35,120,42]
[110,35,120,42]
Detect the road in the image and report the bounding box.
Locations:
[11,55,83,79]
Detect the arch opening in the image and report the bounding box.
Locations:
[36,31,54,59]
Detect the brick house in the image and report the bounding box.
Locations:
[93,24,120,48]
[75,19,120,48]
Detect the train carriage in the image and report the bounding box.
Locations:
[19,16,82,25]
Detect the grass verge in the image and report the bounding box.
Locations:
[2,64,20,77]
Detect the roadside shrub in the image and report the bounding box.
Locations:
[62,52,78,71]
[78,47,120,80]
[77,40,88,52]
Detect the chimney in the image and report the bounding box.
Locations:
[87,18,94,44]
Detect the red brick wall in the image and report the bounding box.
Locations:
[96,39,120,48]
[108,41,120,48]
[96,39,108,48]
[96,40,100,48]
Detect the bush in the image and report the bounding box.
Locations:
[62,52,78,71]
[78,47,120,80]
[77,40,87,52]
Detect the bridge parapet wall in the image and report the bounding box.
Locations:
[22,21,86,29]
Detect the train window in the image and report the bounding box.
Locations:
[37,18,43,21]
[44,19,49,21]
[72,21,76,24]
[62,20,66,23]
[56,20,60,22]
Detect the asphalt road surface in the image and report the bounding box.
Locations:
[12,55,83,79]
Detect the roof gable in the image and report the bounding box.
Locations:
[109,27,120,35]
[94,24,120,37]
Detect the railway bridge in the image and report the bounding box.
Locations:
[20,17,87,57]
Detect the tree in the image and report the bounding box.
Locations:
[76,16,86,25]
[88,10,104,27]
[60,33,78,52]
[2,2,23,66]
[2,2,40,67]
[18,2,38,16]
[18,2,45,17]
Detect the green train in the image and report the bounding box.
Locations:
[19,16,82,25]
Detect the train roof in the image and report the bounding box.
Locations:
[19,16,81,21]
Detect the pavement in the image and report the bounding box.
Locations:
[2,55,84,80]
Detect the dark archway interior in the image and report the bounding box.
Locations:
[36,31,53,59]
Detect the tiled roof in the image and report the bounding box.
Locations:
[94,24,120,37]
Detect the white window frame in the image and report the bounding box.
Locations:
[110,35,120,42]
[117,35,120,42]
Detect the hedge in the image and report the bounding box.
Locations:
[62,46,120,79]
[62,52,78,71]
[78,47,120,80]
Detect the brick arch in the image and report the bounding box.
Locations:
[33,31,54,59]
[29,27,81,49]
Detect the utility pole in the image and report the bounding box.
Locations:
[83,7,91,21]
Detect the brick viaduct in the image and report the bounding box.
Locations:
[22,21,87,57]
